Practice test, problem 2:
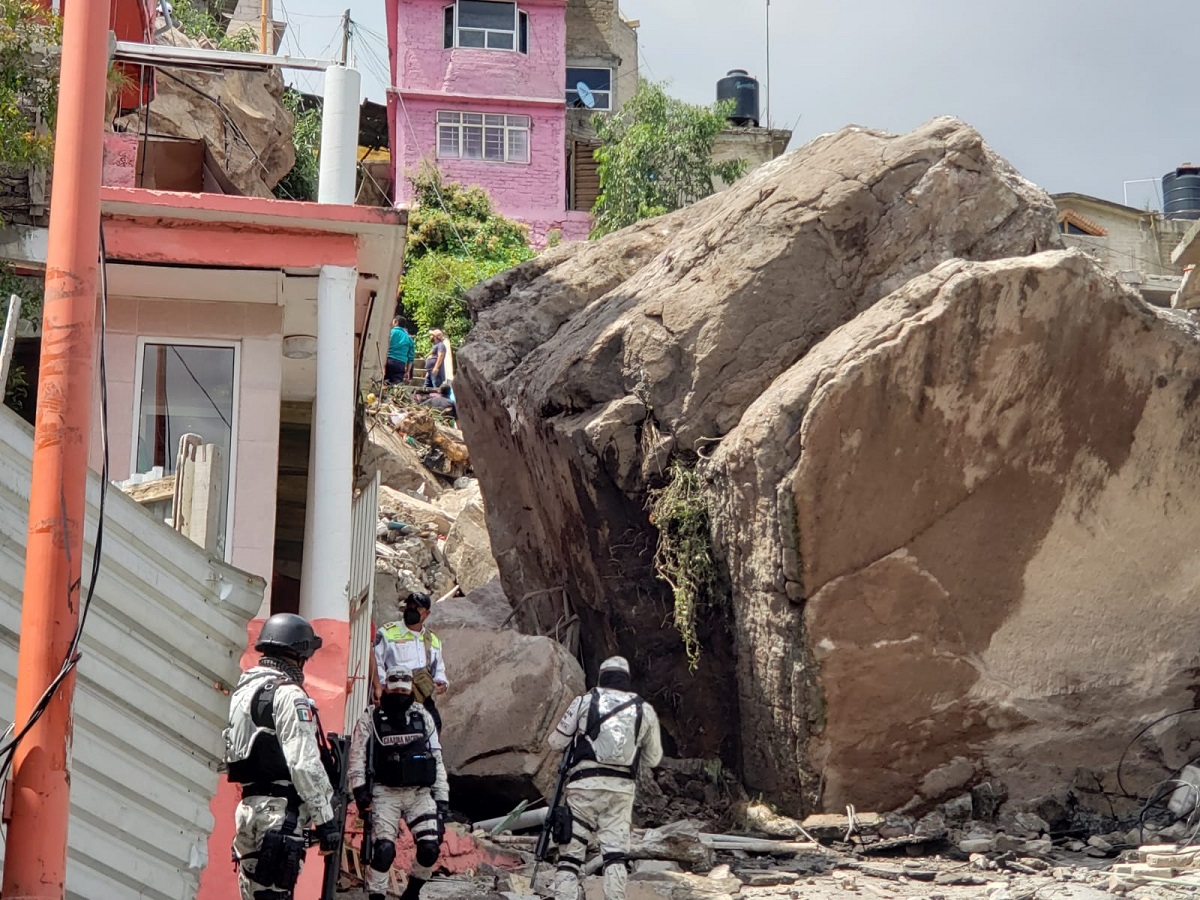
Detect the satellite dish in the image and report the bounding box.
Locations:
[576,82,596,109]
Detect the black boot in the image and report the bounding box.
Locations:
[400,876,428,900]
[368,895,386,900]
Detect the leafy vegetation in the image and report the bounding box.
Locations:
[647,459,720,669]
[169,0,257,51]
[274,89,321,201]
[400,165,533,347]
[591,81,748,237]
[0,0,60,222]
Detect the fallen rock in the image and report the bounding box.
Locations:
[739,801,806,840]
[711,247,1200,813]
[428,591,584,820]
[456,116,1060,789]
[623,871,741,900]
[443,483,501,593]
[379,485,455,536]
[631,820,714,870]
[361,421,445,498]
[116,28,293,196]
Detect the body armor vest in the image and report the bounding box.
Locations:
[372,705,437,788]
[224,670,293,784]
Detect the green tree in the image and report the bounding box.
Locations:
[591,81,748,237]
[169,0,257,51]
[400,165,533,346]
[0,0,60,219]
[274,89,320,201]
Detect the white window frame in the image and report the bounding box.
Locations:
[448,0,521,52]
[436,111,531,164]
[130,336,241,562]
[566,67,614,112]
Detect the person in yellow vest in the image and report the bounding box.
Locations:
[373,592,448,730]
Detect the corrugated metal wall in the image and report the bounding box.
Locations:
[346,472,380,724]
[0,407,264,899]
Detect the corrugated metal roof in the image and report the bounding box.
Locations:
[0,407,264,899]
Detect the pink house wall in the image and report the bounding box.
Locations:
[89,296,283,614]
[390,0,585,244]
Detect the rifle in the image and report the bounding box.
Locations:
[533,743,575,887]
[360,725,376,871]
[317,730,350,900]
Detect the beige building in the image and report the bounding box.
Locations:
[1052,192,1189,306]
[564,0,790,213]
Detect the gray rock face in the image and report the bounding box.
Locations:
[455,117,1060,772]
[443,484,501,593]
[710,250,1200,810]
[428,586,584,818]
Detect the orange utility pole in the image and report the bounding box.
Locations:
[0,0,108,890]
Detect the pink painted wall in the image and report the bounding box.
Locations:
[390,0,580,245]
[394,0,566,101]
[89,296,283,613]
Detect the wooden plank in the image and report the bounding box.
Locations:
[118,475,175,505]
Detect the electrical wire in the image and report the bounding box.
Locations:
[0,224,111,787]
[1116,707,1200,798]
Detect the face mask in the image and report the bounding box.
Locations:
[404,607,422,626]
[381,691,415,714]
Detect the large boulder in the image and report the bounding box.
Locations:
[429,585,584,820]
[455,117,1059,769]
[116,29,294,196]
[708,250,1200,811]
[443,484,501,593]
[361,423,445,498]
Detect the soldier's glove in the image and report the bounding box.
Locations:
[354,785,372,813]
[315,819,342,853]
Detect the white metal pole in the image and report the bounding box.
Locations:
[0,295,21,394]
[299,264,357,622]
[318,64,361,204]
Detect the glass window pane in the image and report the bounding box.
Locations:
[458,28,485,47]
[567,68,612,92]
[444,5,455,47]
[463,126,483,159]
[136,343,235,555]
[593,91,611,111]
[437,125,459,157]
[519,11,527,53]
[507,128,528,163]
[458,0,515,30]
[437,111,460,123]
[484,127,504,161]
[506,115,530,127]
[487,30,514,50]
[484,114,505,126]
[463,113,483,125]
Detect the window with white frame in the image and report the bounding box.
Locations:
[566,67,613,111]
[443,1,528,52]
[134,341,237,557]
[437,111,531,163]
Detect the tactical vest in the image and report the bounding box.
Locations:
[571,688,644,779]
[372,705,437,788]
[224,672,293,784]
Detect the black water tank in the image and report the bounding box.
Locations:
[1164,165,1200,220]
[717,69,760,127]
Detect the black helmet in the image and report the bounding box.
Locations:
[255,613,323,660]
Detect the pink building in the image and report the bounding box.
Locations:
[386,0,592,243]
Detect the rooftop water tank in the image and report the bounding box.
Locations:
[1164,165,1200,220]
[717,69,760,128]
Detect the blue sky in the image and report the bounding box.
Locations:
[281,0,1200,208]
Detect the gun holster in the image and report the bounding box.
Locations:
[550,804,573,845]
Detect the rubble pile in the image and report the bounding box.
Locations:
[454,115,1200,816]
[364,397,498,619]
